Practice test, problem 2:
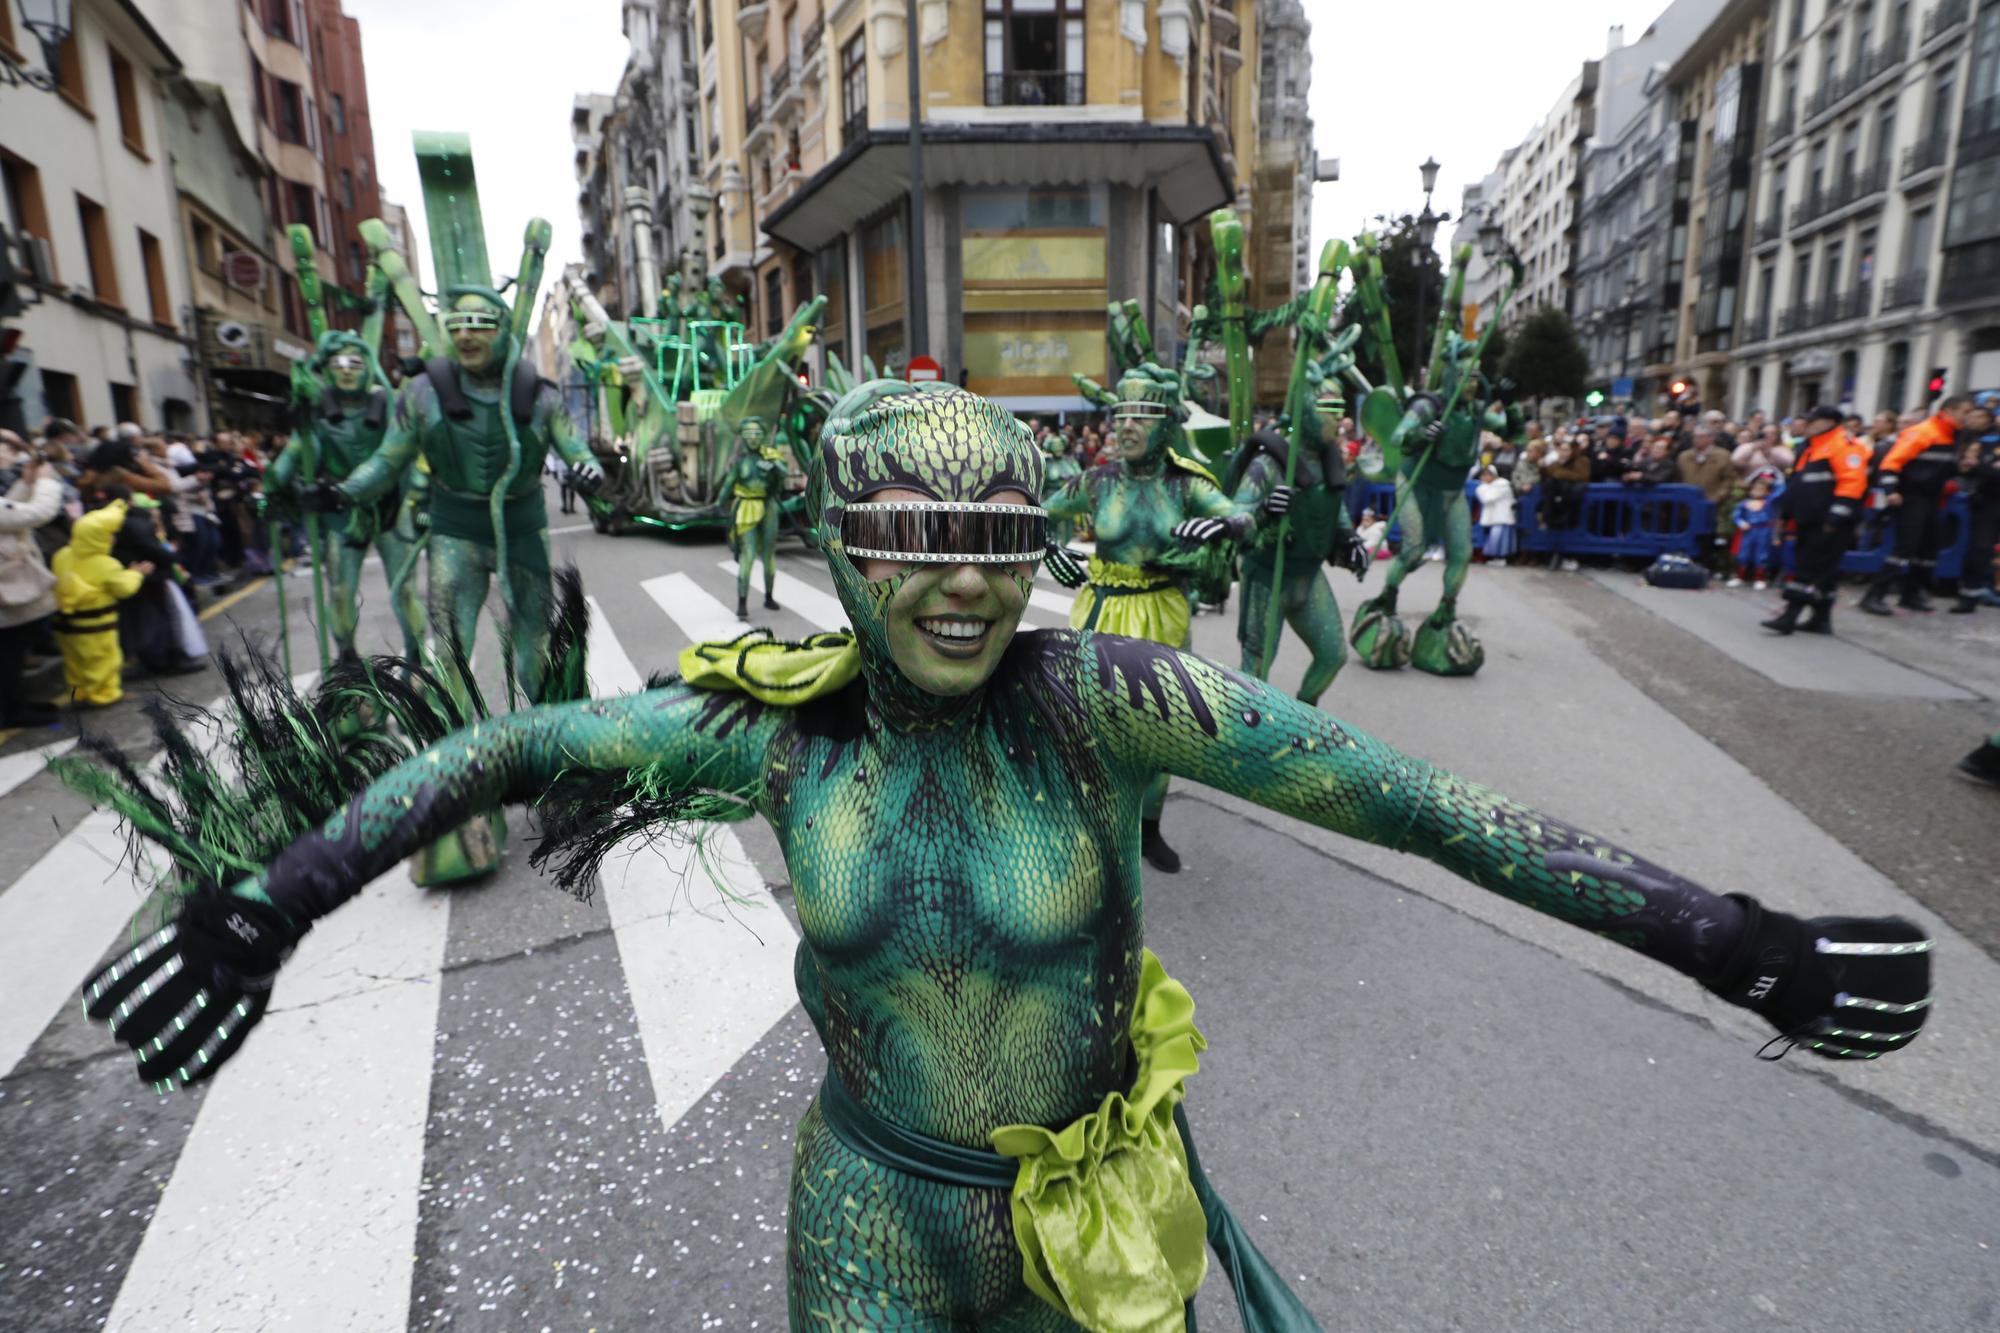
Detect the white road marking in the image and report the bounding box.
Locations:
[105,867,449,1333]
[718,560,849,631]
[643,571,751,644]
[585,594,647,697]
[1030,587,1076,619]
[602,824,800,1134]
[0,737,77,802]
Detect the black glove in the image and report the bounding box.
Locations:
[1422,419,1446,444]
[1704,894,1931,1060]
[1331,532,1372,579]
[1261,484,1294,518]
[1044,544,1087,589]
[1173,517,1231,546]
[82,887,305,1089]
[567,462,606,497]
[306,481,352,514]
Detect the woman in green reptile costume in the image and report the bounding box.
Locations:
[74,382,1931,1333]
[1043,363,1265,872]
[268,331,424,661]
[727,416,791,617]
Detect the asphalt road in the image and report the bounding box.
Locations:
[1,485,1995,1331]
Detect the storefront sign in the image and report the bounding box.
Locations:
[224,251,264,290]
[962,235,1106,287]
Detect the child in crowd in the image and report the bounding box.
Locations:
[51,496,152,708]
[1475,465,1517,566]
[1356,506,1389,559]
[1730,472,1780,589]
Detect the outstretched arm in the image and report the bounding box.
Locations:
[542,384,602,477]
[341,378,426,504]
[267,431,311,494]
[82,684,784,1088]
[1075,635,1930,1058]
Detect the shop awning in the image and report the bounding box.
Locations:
[762,124,1234,254]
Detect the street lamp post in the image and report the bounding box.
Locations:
[1,0,76,92]
[904,0,928,363]
[1410,157,1449,386]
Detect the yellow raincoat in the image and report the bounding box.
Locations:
[52,501,146,706]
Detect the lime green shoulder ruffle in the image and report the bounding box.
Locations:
[678,628,861,704]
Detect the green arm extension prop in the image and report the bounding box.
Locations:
[359,219,445,356]
[286,226,329,344]
[1209,209,1252,448]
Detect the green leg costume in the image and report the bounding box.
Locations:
[1238,557,1346,706]
[736,503,780,609]
[320,523,423,661]
[426,531,555,704]
[1349,487,1482,676]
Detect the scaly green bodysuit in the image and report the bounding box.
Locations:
[72,383,1935,1332]
[343,365,597,702]
[727,423,792,612]
[1229,432,1355,705]
[271,386,423,660]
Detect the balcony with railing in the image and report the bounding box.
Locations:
[1789,160,1890,230]
[1882,267,1929,309]
[1903,128,1952,179]
[1776,298,1823,335]
[1922,0,1969,46]
[770,55,802,120]
[1827,284,1873,322]
[1767,104,1797,148]
[1756,211,1785,246]
[984,70,1085,107]
[1742,309,1772,344]
[803,16,824,61]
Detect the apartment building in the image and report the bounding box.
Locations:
[1730,0,2000,415]
[0,0,203,431]
[1494,61,1601,323]
[1250,0,1327,406]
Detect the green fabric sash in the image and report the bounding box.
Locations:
[814,950,1322,1333]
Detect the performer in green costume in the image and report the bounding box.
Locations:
[71,381,1933,1333]
[1043,363,1269,872]
[1225,346,1372,704]
[1347,242,1522,678]
[1040,430,1083,547]
[329,288,603,703]
[728,416,791,617]
[269,331,424,662]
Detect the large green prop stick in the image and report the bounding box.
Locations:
[286,225,329,343]
[358,218,445,356]
[488,216,557,708]
[358,261,390,358]
[414,130,492,292]
[1209,210,1252,447]
[509,218,552,347]
[1254,239,1346,680]
[1350,233,1407,399]
[1425,246,1471,391]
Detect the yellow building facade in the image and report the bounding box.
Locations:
[692,0,1267,411]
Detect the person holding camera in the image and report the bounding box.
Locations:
[1764,404,1869,636]
[0,439,69,726]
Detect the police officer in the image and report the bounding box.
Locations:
[1764,403,1868,636]
[1860,394,1971,615]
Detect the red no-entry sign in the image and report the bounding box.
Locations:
[906,356,942,382]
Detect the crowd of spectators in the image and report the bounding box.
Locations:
[0,417,303,725]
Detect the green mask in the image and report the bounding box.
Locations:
[442,288,511,377]
[314,331,377,395]
[1110,364,1186,470]
[812,381,1045,722]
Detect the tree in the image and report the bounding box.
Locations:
[1337,213,1445,393]
[1502,306,1589,402]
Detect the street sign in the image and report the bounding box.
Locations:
[906,355,942,382]
[224,251,263,290]
[1610,376,1634,400]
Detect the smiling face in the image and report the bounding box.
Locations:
[853,486,1036,696]
[444,294,506,375]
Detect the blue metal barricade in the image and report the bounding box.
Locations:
[1775,494,1970,579]
[1351,481,1712,560]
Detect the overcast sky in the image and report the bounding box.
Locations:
[345,0,1661,322]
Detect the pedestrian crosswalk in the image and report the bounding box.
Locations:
[0,552,886,1331]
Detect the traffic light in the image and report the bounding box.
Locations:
[1928,367,1948,396]
[1585,390,1605,407]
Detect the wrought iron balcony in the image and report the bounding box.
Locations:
[1922,0,1969,44]
[984,70,1085,108]
[745,94,762,127]
[1742,310,1771,344]
[1767,105,1796,144]
[1882,267,1929,309]
[803,16,824,59]
[1756,212,1785,245]
[1827,284,1872,322]
[1903,128,1952,178]
[1776,298,1823,335]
